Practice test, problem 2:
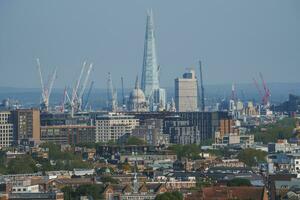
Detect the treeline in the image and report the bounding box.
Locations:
[252,117,298,144]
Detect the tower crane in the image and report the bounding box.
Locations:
[70,61,94,115]
[83,81,94,111]
[36,58,57,112]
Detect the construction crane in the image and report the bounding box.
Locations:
[121,77,126,109]
[36,58,57,112]
[259,72,271,107]
[83,81,94,111]
[70,61,94,115]
[60,87,67,112]
[198,60,205,111]
[253,78,263,100]
[107,72,117,112]
[253,73,271,107]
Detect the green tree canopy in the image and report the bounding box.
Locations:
[155,191,183,200]
[227,178,252,187]
[126,136,146,145]
[7,155,38,174]
[168,144,201,160]
[252,118,298,144]
[237,148,267,167]
[62,184,104,200]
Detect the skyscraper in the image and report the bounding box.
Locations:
[141,9,166,111]
[175,69,198,112]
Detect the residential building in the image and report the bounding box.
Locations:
[40,125,96,145]
[175,69,198,112]
[268,139,300,153]
[11,108,40,144]
[95,113,139,143]
[164,111,233,144]
[0,111,13,147]
[186,186,268,200]
[214,132,254,148]
[131,118,169,146]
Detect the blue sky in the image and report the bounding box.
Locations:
[0,0,299,89]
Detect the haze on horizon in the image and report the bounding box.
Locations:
[0,0,299,89]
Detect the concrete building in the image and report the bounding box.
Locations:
[11,109,40,144]
[0,111,13,148]
[175,70,198,112]
[95,113,139,143]
[268,139,300,153]
[214,132,254,148]
[40,125,96,145]
[131,118,169,146]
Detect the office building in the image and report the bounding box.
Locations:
[0,111,13,147]
[11,108,40,144]
[95,113,139,143]
[141,10,166,111]
[175,70,198,112]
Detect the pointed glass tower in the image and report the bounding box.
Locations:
[141,9,160,99]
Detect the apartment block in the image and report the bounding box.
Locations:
[95,113,139,143]
[0,111,13,147]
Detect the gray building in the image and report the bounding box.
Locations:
[175,70,198,112]
[164,112,232,145]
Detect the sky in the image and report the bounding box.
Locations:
[0,0,299,89]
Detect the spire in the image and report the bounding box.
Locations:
[141,9,159,99]
[135,75,139,89]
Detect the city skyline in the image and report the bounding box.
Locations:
[0,0,299,89]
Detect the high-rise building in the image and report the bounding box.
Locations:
[0,111,13,147]
[95,113,139,143]
[141,10,166,111]
[175,70,198,112]
[11,108,40,144]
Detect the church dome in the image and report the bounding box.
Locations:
[129,88,146,102]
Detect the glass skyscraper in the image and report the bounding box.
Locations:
[141,9,166,111]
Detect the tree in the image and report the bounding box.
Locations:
[74,184,104,200]
[168,144,201,160]
[227,178,252,186]
[126,136,146,145]
[252,118,298,144]
[155,191,183,200]
[237,148,267,167]
[7,155,38,174]
[62,184,105,200]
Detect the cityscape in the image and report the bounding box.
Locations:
[0,1,300,200]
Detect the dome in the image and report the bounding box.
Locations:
[129,88,146,102]
[127,76,149,112]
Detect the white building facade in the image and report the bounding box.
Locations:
[95,113,139,143]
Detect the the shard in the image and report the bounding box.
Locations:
[141,9,160,99]
[141,9,166,111]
